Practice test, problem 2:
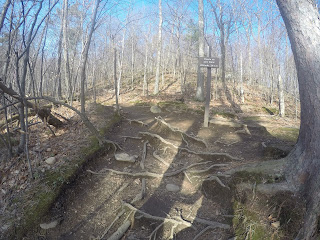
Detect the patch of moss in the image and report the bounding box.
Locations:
[232,170,284,186]
[131,100,150,106]
[233,201,281,240]
[232,171,269,185]
[269,127,299,142]
[6,113,122,239]
[243,116,261,121]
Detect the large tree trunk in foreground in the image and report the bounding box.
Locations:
[276,0,320,239]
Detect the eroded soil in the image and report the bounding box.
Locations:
[23,89,298,240]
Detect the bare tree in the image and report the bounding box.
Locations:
[79,0,101,114]
[153,0,163,95]
[0,0,11,33]
[195,0,204,101]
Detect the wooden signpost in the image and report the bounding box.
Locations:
[199,47,219,127]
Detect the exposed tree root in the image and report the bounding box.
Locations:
[87,162,226,179]
[155,116,208,148]
[100,209,125,239]
[87,169,162,178]
[152,151,170,166]
[139,131,240,162]
[204,175,230,190]
[121,136,142,141]
[106,220,131,240]
[126,118,148,127]
[149,222,164,240]
[123,202,193,228]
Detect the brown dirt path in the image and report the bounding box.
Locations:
[23,93,296,240]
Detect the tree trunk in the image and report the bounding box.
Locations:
[153,0,162,95]
[0,0,10,33]
[62,0,73,104]
[196,0,205,101]
[278,74,285,117]
[56,13,63,100]
[79,0,100,114]
[276,0,320,238]
[240,52,244,103]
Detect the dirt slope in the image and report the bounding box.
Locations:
[23,86,298,239]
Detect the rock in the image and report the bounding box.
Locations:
[46,148,52,152]
[1,224,10,231]
[115,153,137,163]
[45,157,56,165]
[166,183,180,192]
[40,220,58,230]
[271,221,280,229]
[150,106,161,114]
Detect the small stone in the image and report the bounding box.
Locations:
[271,221,280,229]
[115,153,137,163]
[46,148,52,152]
[150,106,162,114]
[45,157,56,165]
[166,183,180,192]
[14,170,20,174]
[1,224,10,231]
[40,220,58,230]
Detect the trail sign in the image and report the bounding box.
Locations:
[199,57,219,68]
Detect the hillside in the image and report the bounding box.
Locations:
[0,77,302,239]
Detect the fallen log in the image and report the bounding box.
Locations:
[0,81,64,128]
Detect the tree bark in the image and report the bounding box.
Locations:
[62,0,73,104]
[153,0,162,95]
[196,0,205,101]
[0,0,10,33]
[276,0,320,238]
[79,0,100,114]
[278,74,285,117]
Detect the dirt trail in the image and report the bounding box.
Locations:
[24,97,295,239]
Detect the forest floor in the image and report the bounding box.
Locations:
[0,79,300,239]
